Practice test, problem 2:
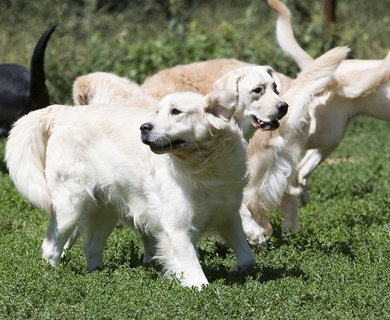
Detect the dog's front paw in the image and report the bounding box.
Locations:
[247,232,268,247]
[229,262,252,275]
[229,255,255,275]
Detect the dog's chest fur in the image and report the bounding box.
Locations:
[140,135,247,232]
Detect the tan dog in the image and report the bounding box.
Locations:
[243,47,348,240]
[73,72,158,108]
[141,58,293,98]
[268,0,390,206]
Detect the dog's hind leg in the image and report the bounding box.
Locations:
[61,227,80,258]
[42,211,80,268]
[83,207,118,272]
[219,214,255,274]
[279,192,300,232]
[138,229,157,264]
[157,230,208,289]
[297,146,336,204]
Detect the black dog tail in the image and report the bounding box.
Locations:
[28,25,56,111]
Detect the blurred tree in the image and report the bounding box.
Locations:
[324,0,336,32]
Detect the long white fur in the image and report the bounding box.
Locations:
[6,90,255,289]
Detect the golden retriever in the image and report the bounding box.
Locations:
[268,0,390,205]
[73,71,158,108]
[6,90,255,289]
[141,58,294,98]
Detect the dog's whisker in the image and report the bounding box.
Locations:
[194,142,200,152]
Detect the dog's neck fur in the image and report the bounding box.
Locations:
[168,124,247,192]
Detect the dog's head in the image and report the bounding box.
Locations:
[214,66,288,133]
[140,90,237,154]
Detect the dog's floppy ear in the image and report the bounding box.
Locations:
[268,67,282,93]
[213,69,244,92]
[72,77,93,105]
[251,65,282,93]
[204,89,237,129]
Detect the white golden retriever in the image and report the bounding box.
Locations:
[268,0,390,205]
[6,90,255,289]
[73,71,158,108]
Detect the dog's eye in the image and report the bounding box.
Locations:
[252,86,265,94]
[273,83,279,95]
[171,108,182,115]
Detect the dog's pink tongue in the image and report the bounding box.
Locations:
[258,119,266,128]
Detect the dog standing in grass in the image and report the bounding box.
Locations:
[6,90,256,289]
[268,0,390,205]
[0,26,56,137]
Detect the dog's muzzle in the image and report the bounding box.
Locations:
[251,101,289,131]
[140,122,186,153]
[140,122,155,146]
[276,101,288,119]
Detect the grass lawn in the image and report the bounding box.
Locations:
[0,115,389,319]
[1,0,390,318]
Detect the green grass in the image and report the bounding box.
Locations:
[1,117,389,319]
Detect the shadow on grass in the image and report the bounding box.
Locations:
[268,224,357,261]
[199,242,307,286]
[60,237,147,276]
[203,262,307,286]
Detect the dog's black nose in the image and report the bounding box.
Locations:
[140,122,153,133]
[276,101,288,118]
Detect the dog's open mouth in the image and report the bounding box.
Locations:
[251,116,280,131]
[144,139,187,154]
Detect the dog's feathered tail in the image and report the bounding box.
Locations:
[6,107,54,215]
[29,26,56,111]
[280,46,348,197]
[267,0,313,70]
[282,46,349,140]
[335,50,390,98]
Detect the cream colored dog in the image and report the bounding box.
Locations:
[6,90,255,289]
[268,0,390,205]
[73,71,158,108]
